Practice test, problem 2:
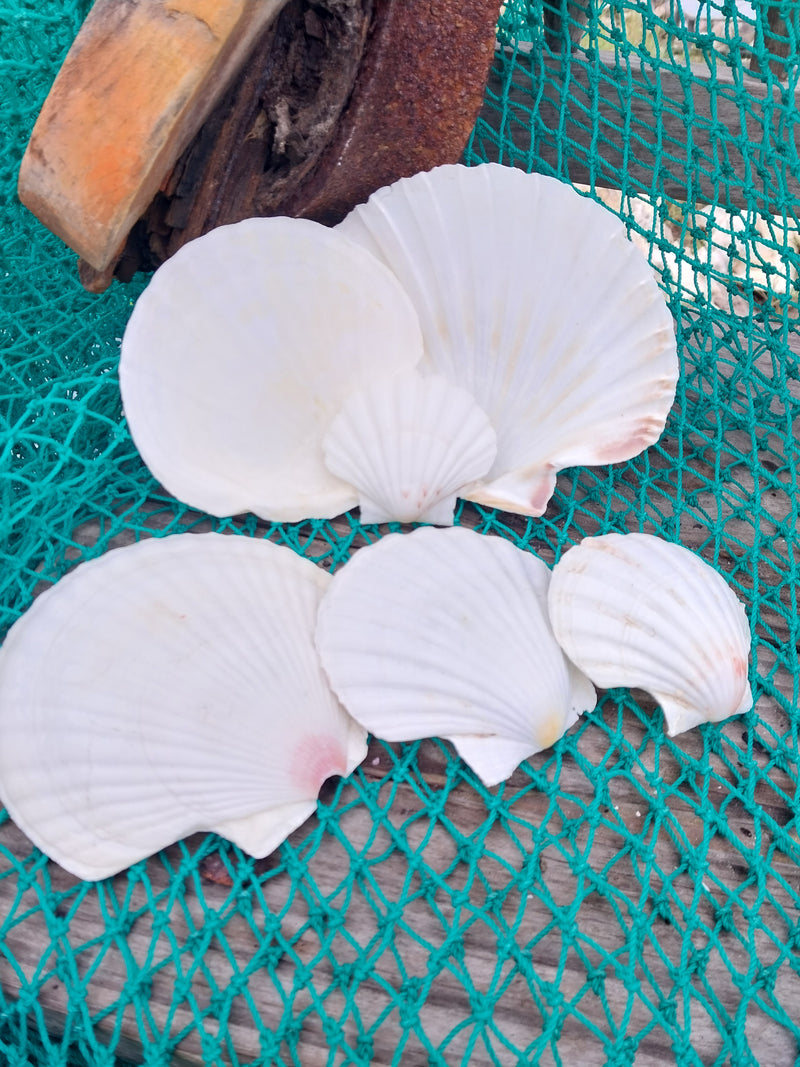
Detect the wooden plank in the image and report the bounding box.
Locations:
[477,48,799,211]
[0,443,796,1065]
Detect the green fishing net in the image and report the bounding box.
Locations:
[1,0,798,1063]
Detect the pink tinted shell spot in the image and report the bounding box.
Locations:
[728,654,750,711]
[528,471,556,513]
[592,430,652,466]
[290,733,348,796]
[732,655,747,684]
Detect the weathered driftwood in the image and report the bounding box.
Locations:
[18,0,499,292]
[112,0,500,283]
[18,0,288,274]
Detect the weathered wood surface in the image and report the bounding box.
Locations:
[18,0,289,271]
[479,47,800,212]
[5,5,799,1064]
[0,327,797,1064]
[114,0,498,283]
[750,4,795,78]
[21,0,498,291]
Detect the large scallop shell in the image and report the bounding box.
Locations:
[315,527,596,786]
[120,217,423,522]
[0,534,367,880]
[337,163,679,516]
[322,371,496,524]
[547,533,753,735]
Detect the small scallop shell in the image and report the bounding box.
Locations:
[337,163,679,516]
[322,371,497,524]
[120,217,423,522]
[0,534,367,880]
[547,533,753,735]
[315,527,596,786]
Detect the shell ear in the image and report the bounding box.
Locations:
[322,372,496,526]
[338,162,679,517]
[547,533,753,735]
[0,534,367,880]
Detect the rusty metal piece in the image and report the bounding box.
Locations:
[24,0,499,290]
[275,0,501,224]
[107,0,500,285]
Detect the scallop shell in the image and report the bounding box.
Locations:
[120,217,423,522]
[337,163,679,516]
[322,371,496,524]
[0,534,367,880]
[547,533,753,735]
[315,527,597,786]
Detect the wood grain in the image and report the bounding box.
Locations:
[110,0,499,283]
[17,0,289,271]
[7,8,799,1064]
[478,48,799,212]
[0,417,796,1064]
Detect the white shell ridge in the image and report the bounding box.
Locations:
[315,527,597,786]
[322,371,496,524]
[547,533,753,735]
[338,163,679,516]
[120,217,423,522]
[0,534,368,880]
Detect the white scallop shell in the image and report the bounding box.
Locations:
[0,534,367,880]
[337,163,679,516]
[547,533,753,735]
[120,217,423,522]
[315,527,596,786]
[322,371,496,525]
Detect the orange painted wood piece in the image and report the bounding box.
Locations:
[18,0,288,271]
